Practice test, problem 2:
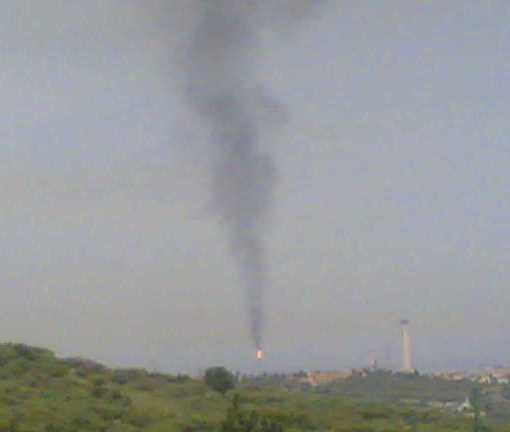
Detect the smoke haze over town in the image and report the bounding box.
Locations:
[1,1,510,374]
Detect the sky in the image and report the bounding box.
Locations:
[1,0,510,374]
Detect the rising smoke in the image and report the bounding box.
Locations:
[185,1,322,350]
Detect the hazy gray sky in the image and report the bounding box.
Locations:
[1,1,509,374]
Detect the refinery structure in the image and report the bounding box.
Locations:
[400,319,414,373]
[249,317,510,387]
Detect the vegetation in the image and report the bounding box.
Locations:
[318,370,473,403]
[221,395,283,432]
[471,385,490,432]
[204,367,236,395]
[0,343,508,431]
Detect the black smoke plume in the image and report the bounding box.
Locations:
[185,1,322,350]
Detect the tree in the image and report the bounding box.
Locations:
[204,367,236,395]
[403,410,418,432]
[470,386,490,432]
[502,384,510,401]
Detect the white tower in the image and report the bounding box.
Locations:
[400,320,413,372]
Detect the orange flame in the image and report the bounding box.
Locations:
[256,349,263,360]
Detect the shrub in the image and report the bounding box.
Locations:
[204,367,236,395]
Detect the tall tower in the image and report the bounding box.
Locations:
[400,320,413,372]
[368,351,378,370]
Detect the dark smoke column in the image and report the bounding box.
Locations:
[185,1,276,351]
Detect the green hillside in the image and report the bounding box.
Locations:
[0,343,507,432]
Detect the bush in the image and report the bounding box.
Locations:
[92,385,108,398]
[12,344,48,361]
[221,395,284,432]
[63,357,107,375]
[112,369,148,385]
[502,384,510,401]
[360,406,390,420]
[204,367,236,395]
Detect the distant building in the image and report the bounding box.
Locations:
[305,371,353,387]
[490,368,510,380]
[457,398,472,413]
[351,368,370,378]
[468,367,510,385]
[428,401,446,409]
[433,371,468,381]
[478,374,496,385]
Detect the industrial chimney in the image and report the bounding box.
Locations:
[400,320,413,372]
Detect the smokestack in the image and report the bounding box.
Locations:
[400,320,413,372]
[368,351,378,370]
